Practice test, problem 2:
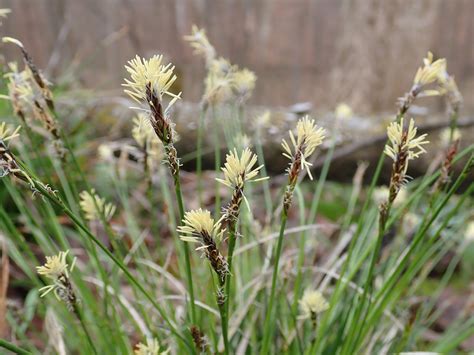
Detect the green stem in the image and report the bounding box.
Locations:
[212,106,221,218]
[173,174,197,325]
[30,181,191,349]
[260,207,289,354]
[0,339,31,355]
[74,304,98,355]
[196,109,206,205]
[221,223,237,352]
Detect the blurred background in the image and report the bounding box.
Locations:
[1,0,473,113]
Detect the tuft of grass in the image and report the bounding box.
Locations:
[0,27,472,355]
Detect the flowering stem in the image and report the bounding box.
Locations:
[217,294,230,355]
[212,105,221,219]
[196,108,206,204]
[27,177,192,350]
[73,303,98,355]
[0,339,31,355]
[173,173,198,325]
[221,221,237,351]
[260,207,289,355]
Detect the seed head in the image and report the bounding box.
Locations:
[299,289,329,319]
[178,209,228,283]
[232,68,256,102]
[123,55,181,109]
[79,189,116,222]
[216,148,266,189]
[134,338,167,355]
[36,250,72,280]
[184,25,216,66]
[413,52,446,87]
[178,209,223,243]
[282,116,326,180]
[384,117,429,164]
[37,250,78,308]
[0,8,11,19]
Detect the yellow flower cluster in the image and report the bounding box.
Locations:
[282,116,326,180]
[135,338,168,355]
[36,250,76,298]
[36,250,72,280]
[233,68,257,101]
[216,148,266,189]
[413,51,446,87]
[79,189,116,222]
[183,25,216,66]
[123,55,181,110]
[384,117,429,163]
[178,209,224,243]
[299,289,329,319]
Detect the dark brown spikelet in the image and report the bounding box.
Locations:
[190,325,209,354]
[145,82,173,145]
[388,131,409,204]
[201,231,229,285]
[432,139,459,193]
[56,273,78,312]
[0,141,29,184]
[223,185,244,224]
[283,145,304,211]
[20,46,54,111]
[33,101,60,139]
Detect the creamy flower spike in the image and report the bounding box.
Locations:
[178,209,223,243]
[282,116,326,180]
[36,250,73,280]
[299,289,329,320]
[178,209,228,282]
[384,117,429,164]
[0,122,21,142]
[210,57,235,76]
[0,8,11,18]
[413,51,447,87]
[232,68,256,101]
[184,25,216,65]
[216,148,266,189]
[123,55,181,109]
[134,338,167,355]
[79,189,116,222]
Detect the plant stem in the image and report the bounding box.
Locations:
[212,106,221,219]
[74,304,98,355]
[260,207,289,354]
[173,173,198,325]
[0,339,31,355]
[196,109,206,205]
[29,180,192,350]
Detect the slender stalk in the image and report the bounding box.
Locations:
[0,339,31,355]
[196,108,206,204]
[74,303,98,355]
[28,180,192,349]
[173,174,197,325]
[260,208,288,354]
[212,105,221,218]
